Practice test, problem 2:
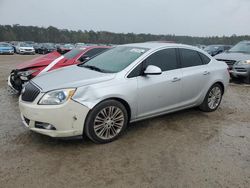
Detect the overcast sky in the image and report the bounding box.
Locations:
[0,0,249,36]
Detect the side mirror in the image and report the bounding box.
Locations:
[144,65,162,75]
[79,55,90,62]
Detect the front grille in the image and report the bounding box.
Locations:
[21,82,40,102]
[217,59,236,66]
[235,67,247,72]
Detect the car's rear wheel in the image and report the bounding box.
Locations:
[199,83,223,112]
[84,100,128,144]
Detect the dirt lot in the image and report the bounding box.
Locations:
[0,55,250,188]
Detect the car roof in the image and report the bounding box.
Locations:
[240,40,250,43]
[121,42,196,50]
[79,45,111,50]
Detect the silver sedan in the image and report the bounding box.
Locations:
[19,43,230,143]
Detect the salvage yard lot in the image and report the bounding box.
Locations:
[0,55,250,187]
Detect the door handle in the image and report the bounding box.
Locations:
[172,77,181,82]
[203,71,210,75]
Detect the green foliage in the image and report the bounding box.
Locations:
[0,24,249,45]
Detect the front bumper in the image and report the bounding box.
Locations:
[8,71,27,92]
[19,50,35,54]
[0,50,14,54]
[231,66,250,78]
[19,97,90,137]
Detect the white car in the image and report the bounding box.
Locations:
[19,43,230,143]
[16,42,35,55]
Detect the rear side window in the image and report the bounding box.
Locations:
[180,48,203,68]
[84,48,109,58]
[199,52,211,64]
[144,48,178,71]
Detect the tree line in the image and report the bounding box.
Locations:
[0,24,249,45]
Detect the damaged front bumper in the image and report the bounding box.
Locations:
[8,70,30,93]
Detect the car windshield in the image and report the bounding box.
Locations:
[80,46,149,73]
[20,43,32,47]
[229,42,250,53]
[63,48,83,59]
[204,45,220,51]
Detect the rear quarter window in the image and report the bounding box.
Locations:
[199,52,211,64]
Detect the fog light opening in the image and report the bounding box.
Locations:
[35,122,56,130]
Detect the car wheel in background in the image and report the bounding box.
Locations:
[243,75,250,84]
[199,83,223,112]
[84,100,128,144]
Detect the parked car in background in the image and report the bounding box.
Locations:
[0,42,14,55]
[196,44,206,49]
[57,43,74,54]
[18,43,229,143]
[24,41,35,47]
[75,43,86,49]
[33,43,41,53]
[8,46,110,92]
[204,45,232,56]
[215,41,250,83]
[15,42,35,55]
[37,43,56,54]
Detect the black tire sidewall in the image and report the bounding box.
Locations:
[84,100,128,144]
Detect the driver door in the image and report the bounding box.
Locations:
[136,48,182,119]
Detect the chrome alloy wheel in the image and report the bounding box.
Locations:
[94,106,125,140]
[208,86,222,110]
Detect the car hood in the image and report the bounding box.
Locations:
[19,47,34,50]
[0,46,13,50]
[17,51,62,69]
[32,65,116,92]
[215,52,250,61]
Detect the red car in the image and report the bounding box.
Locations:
[8,46,111,92]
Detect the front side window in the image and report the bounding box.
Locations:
[199,52,211,64]
[81,46,148,73]
[180,48,203,68]
[143,48,178,71]
[84,48,109,58]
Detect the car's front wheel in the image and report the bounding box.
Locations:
[199,83,223,112]
[84,100,128,144]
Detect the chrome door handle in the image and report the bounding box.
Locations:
[203,71,210,75]
[172,77,181,82]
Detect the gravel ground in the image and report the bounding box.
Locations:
[0,55,250,188]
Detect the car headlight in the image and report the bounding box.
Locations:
[38,88,76,105]
[237,60,250,65]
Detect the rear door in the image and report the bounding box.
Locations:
[136,48,183,118]
[178,48,211,106]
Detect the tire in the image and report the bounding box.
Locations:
[243,75,250,84]
[84,100,128,144]
[199,83,223,112]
